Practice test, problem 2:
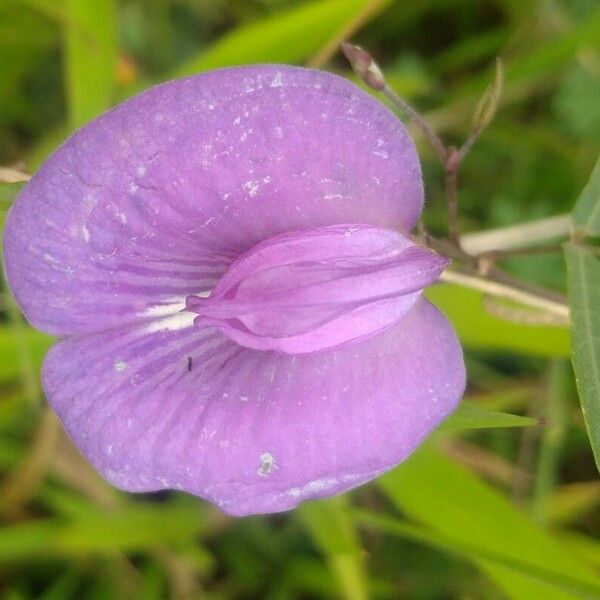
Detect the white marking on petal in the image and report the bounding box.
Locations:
[199,216,218,229]
[139,295,200,319]
[141,311,196,334]
[286,473,363,499]
[239,128,253,142]
[372,150,388,159]
[257,452,277,477]
[243,180,260,197]
[270,72,283,88]
[137,293,210,333]
[114,360,127,372]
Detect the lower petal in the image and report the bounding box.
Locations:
[43,298,464,516]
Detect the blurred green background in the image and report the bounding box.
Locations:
[1,0,600,598]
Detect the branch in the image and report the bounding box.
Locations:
[439,270,570,325]
[460,214,571,255]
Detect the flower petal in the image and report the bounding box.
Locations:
[4,66,422,335]
[43,297,464,516]
[188,224,448,353]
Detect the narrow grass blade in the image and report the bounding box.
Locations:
[299,497,368,600]
[565,243,600,471]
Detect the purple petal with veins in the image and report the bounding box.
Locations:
[4,65,465,515]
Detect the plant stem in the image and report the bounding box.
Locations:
[531,360,569,525]
[460,214,571,254]
[343,45,568,321]
[0,166,31,183]
[445,160,460,244]
[382,86,467,243]
[482,297,570,327]
[438,269,570,324]
[382,86,447,163]
[456,131,479,164]
[417,230,569,322]
[477,243,564,261]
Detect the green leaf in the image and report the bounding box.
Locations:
[426,284,570,357]
[556,530,600,572]
[378,445,600,599]
[0,326,53,385]
[0,182,25,205]
[175,0,373,76]
[438,402,536,432]
[565,243,600,472]
[571,155,600,239]
[353,509,600,600]
[63,0,117,128]
[555,65,600,144]
[0,502,208,562]
[299,497,368,600]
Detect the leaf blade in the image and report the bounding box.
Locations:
[299,497,368,600]
[565,242,600,471]
[426,284,570,357]
[174,0,371,76]
[378,445,600,599]
[439,402,536,432]
[63,0,117,128]
[571,155,600,238]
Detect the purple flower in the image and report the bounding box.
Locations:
[4,66,465,515]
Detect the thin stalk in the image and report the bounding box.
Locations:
[477,243,564,261]
[456,130,479,163]
[531,360,569,525]
[382,86,447,163]
[420,232,570,323]
[0,166,31,183]
[439,269,570,324]
[460,214,571,255]
[482,296,570,327]
[445,165,460,244]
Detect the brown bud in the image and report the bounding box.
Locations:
[340,42,386,92]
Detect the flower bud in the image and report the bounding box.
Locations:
[341,43,386,92]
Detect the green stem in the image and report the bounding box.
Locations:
[531,360,569,525]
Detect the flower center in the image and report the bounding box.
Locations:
[186,224,448,354]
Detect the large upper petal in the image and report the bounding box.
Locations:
[4,66,423,336]
[42,297,464,516]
